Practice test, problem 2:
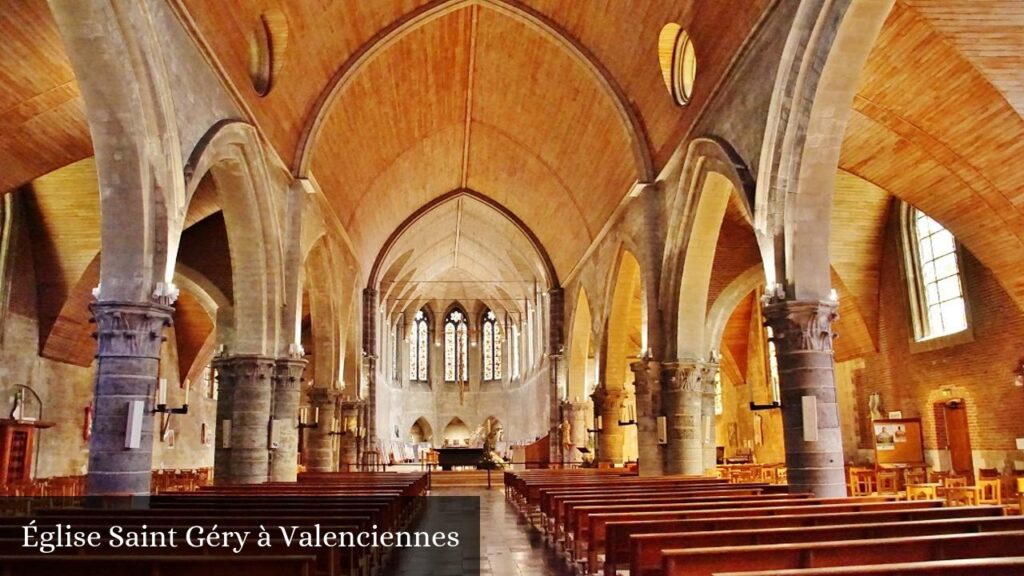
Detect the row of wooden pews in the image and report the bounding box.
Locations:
[505,468,1024,576]
[0,471,428,576]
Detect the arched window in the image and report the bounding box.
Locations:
[409,309,429,381]
[482,309,502,381]
[714,371,723,416]
[509,322,521,380]
[444,308,468,382]
[390,322,399,382]
[902,204,968,340]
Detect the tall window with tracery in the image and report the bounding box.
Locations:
[509,322,520,380]
[482,309,502,381]
[444,308,468,382]
[409,309,429,381]
[903,205,968,340]
[390,323,398,382]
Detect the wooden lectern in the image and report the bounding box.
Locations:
[0,419,54,485]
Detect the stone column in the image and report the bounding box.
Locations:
[561,399,589,463]
[270,356,307,482]
[338,399,362,471]
[87,301,173,497]
[591,387,624,465]
[222,355,275,484]
[700,362,720,473]
[632,358,663,476]
[212,356,235,485]
[763,299,845,497]
[306,387,339,472]
[662,361,703,475]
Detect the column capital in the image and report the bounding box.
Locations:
[661,361,700,393]
[274,357,308,390]
[630,357,662,395]
[90,300,174,359]
[763,299,838,353]
[308,386,341,406]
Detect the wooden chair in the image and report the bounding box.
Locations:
[929,470,951,484]
[904,468,926,486]
[906,483,938,501]
[945,475,968,488]
[877,470,900,495]
[945,485,982,506]
[978,478,1002,505]
[850,468,876,496]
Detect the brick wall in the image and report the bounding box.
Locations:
[854,211,1024,473]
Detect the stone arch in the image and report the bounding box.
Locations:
[294,0,653,183]
[598,248,644,464]
[409,416,433,444]
[756,0,894,299]
[442,417,472,446]
[184,121,285,356]
[50,0,186,302]
[660,137,757,360]
[305,236,341,389]
[567,287,593,402]
[705,265,766,353]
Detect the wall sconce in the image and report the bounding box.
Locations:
[1014,360,1024,387]
[327,418,344,437]
[297,406,319,430]
[588,415,603,434]
[153,378,189,415]
[618,404,637,427]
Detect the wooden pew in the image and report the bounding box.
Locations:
[660,530,1024,576]
[612,505,1005,576]
[713,556,1024,575]
[0,554,318,576]
[572,496,898,565]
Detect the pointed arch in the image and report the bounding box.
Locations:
[567,287,593,402]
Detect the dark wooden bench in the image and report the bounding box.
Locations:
[0,554,317,576]
[712,556,1024,575]
[660,530,1024,576]
[611,505,1004,576]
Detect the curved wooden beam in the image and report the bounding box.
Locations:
[367,188,559,290]
[292,0,654,182]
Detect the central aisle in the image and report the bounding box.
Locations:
[389,485,572,576]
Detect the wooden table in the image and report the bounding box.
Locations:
[906,482,941,500]
[945,485,983,506]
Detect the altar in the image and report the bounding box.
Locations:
[435,447,484,471]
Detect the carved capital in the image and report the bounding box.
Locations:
[699,362,720,396]
[661,361,701,393]
[274,357,308,392]
[90,301,174,359]
[763,300,838,353]
[630,358,662,395]
[308,386,341,408]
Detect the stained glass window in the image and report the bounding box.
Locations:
[390,324,398,381]
[409,309,428,381]
[906,206,968,340]
[444,308,468,382]
[482,309,502,381]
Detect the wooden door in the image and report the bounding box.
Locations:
[942,401,973,476]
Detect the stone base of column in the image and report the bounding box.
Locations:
[662,361,704,476]
[592,387,625,465]
[270,357,307,482]
[307,388,340,472]
[212,355,276,484]
[87,301,174,497]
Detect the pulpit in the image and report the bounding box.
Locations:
[0,419,54,485]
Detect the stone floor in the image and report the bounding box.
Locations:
[388,486,572,576]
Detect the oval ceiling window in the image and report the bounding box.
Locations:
[248,10,288,97]
[658,23,697,106]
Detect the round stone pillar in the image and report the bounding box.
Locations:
[631,358,663,476]
[270,357,307,482]
[306,388,339,472]
[591,387,624,465]
[661,361,703,475]
[211,355,275,484]
[87,301,173,497]
[700,362,720,474]
[338,400,361,471]
[763,299,846,497]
